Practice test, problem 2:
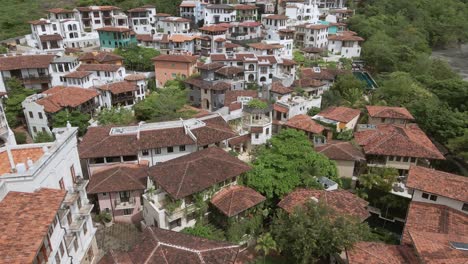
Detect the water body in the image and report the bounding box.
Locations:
[432,44,468,80]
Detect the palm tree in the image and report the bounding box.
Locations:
[255,232,277,263]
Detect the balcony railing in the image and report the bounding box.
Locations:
[17,75,51,84]
[78,203,93,216]
[69,215,86,232]
[73,178,89,191]
[115,197,136,210]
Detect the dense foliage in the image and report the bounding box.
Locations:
[3,78,35,127]
[321,74,368,109]
[271,201,372,263]
[244,129,338,200]
[349,0,468,171]
[181,223,225,241]
[114,44,160,72]
[96,107,135,126]
[52,109,90,136]
[133,86,192,122]
[33,131,55,143]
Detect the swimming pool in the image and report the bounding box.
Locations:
[353,71,378,89]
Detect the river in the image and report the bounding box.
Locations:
[431,44,468,80]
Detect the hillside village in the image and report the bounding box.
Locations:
[0,0,467,263]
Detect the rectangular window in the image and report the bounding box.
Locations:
[422,192,429,199]
[29,111,34,118]
[52,24,57,31]
[396,156,402,162]
[430,195,438,201]
[169,218,182,229]
[266,128,270,135]
[70,165,76,183]
[83,222,88,235]
[38,112,43,119]
[179,145,185,152]
[123,209,133,215]
[59,178,65,190]
[33,126,37,133]
[167,147,174,153]
[155,148,161,154]
[255,133,259,139]
[73,234,79,251]
[403,157,409,162]
[119,191,130,202]
[462,203,468,212]
[102,192,107,196]
[410,157,416,163]
[41,127,46,132]
[142,149,149,156]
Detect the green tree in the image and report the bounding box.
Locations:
[14,131,27,144]
[307,107,321,116]
[255,233,277,264]
[244,129,338,200]
[52,110,90,136]
[114,44,160,71]
[358,167,399,193]
[96,107,135,126]
[181,223,225,241]
[3,78,35,127]
[33,131,54,143]
[133,87,190,122]
[321,74,366,109]
[271,201,372,263]
[447,129,468,160]
[0,46,7,54]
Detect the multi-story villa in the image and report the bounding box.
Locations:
[78,114,236,175]
[127,5,157,35]
[157,16,191,34]
[313,106,361,132]
[366,106,415,125]
[143,147,251,231]
[22,86,99,138]
[285,0,320,26]
[97,27,137,51]
[295,23,329,49]
[327,31,364,58]
[75,6,128,32]
[0,54,55,92]
[153,54,198,87]
[204,4,237,24]
[0,126,98,263]
[180,1,207,24]
[262,14,294,59]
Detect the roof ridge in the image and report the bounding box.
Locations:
[175,161,192,198]
[227,188,236,216]
[88,168,122,193]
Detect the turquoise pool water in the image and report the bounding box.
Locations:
[353,71,378,89]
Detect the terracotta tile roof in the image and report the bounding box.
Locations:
[88,164,148,194]
[225,42,241,49]
[0,147,45,175]
[329,31,364,41]
[179,2,196,8]
[278,28,295,34]
[264,14,289,20]
[229,102,242,112]
[234,4,258,10]
[98,81,137,94]
[278,189,370,221]
[215,66,244,76]
[273,103,289,113]
[155,13,171,17]
[211,185,265,217]
[128,5,154,12]
[354,124,445,160]
[215,37,226,42]
[402,202,468,245]
[28,20,50,25]
[293,78,326,87]
[197,62,225,71]
[248,43,283,50]
[77,63,121,72]
[76,6,120,11]
[47,8,74,13]
[407,166,468,202]
[79,51,123,63]
[280,58,296,66]
[184,78,231,91]
[149,147,251,199]
[0,54,54,71]
[136,34,152,42]
[224,90,258,106]
[315,140,365,161]
[169,34,195,42]
[301,68,348,81]
[366,106,414,120]
[285,114,325,134]
[250,127,263,133]
[206,4,234,9]
[152,54,198,63]
[271,82,293,94]
[318,106,360,123]
[124,74,146,81]
[97,27,132,32]
[0,189,66,264]
[257,55,277,64]
[239,21,262,27]
[79,116,235,159]
[347,242,418,264]
[199,25,229,32]
[228,134,250,146]
[39,34,63,42]
[408,231,468,264]
[37,86,98,113]
[63,71,92,78]
[99,227,240,264]
[161,17,191,23]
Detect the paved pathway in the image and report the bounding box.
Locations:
[95,223,143,261]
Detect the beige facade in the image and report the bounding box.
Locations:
[336,160,356,178]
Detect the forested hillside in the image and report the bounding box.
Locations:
[348,0,468,173]
[0,0,182,40]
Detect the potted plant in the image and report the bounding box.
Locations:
[97,212,113,227]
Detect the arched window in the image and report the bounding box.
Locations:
[309,36,314,41]
[73,24,77,31]
[69,33,74,39]
[73,32,78,38]
[248,64,254,71]
[68,25,72,31]
[260,76,266,82]
[248,74,255,82]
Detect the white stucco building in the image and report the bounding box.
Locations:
[128,5,157,35]
[328,31,364,58]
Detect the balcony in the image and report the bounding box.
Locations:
[69,215,87,232]
[65,234,76,251]
[63,192,79,207]
[73,178,89,191]
[78,203,93,216]
[231,32,247,38]
[19,75,51,84]
[115,197,136,210]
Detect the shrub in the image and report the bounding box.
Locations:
[14,132,27,144]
